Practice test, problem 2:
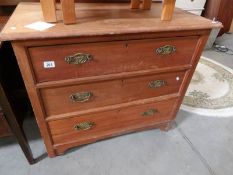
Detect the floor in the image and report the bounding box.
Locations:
[0,33,233,175]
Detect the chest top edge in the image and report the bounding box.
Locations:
[1,3,222,42]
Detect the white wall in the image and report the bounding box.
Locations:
[153,0,207,16]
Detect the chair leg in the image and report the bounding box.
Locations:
[141,0,152,10]
[0,84,35,164]
[40,0,57,22]
[13,126,35,164]
[131,0,141,9]
[161,0,176,21]
[60,0,76,25]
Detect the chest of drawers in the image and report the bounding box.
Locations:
[0,2,220,157]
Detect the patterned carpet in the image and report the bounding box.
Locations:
[182,56,233,117]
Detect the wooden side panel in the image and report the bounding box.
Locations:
[12,42,56,157]
[28,36,198,83]
[41,71,186,117]
[171,32,211,120]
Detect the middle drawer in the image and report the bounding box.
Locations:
[40,71,186,117]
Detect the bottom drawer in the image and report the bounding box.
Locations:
[49,98,178,146]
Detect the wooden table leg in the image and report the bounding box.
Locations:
[131,0,141,9]
[40,0,57,22]
[60,0,76,25]
[161,0,176,21]
[141,0,152,10]
[0,84,35,164]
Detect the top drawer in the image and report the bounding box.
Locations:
[28,36,198,83]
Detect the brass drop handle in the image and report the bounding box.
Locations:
[142,108,159,117]
[148,80,167,89]
[156,45,176,55]
[65,53,93,64]
[70,92,93,103]
[74,121,95,131]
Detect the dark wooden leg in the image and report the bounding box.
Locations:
[159,122,173,132]
[0,84,35,164]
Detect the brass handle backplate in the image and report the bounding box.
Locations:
[70,92,93,103]
[74,121,95,131]
[142,108,159,117]
[65,53,93,64]
[149,80,167,89]
[156,45,176,55]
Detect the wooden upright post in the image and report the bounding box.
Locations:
[40,0,57,22]
[161,0,176,21]
[131,0,141,9]
[141,0,152,10]
[60,0,76,24]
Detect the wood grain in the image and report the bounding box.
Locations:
[161,0,176,21]
[170,33,211,121]
[54,121,172,155]
[28,36,198,83]
[41,71,186,117]
[0,3,220,41]
[46,94,180,121]
[130,0,140,9]
[35,65,191,89]
[60,0,76,24]
[0,0,144,5]
[12,42,56,157]
[141,0,152,10]
[8,3,215,158]
[49,98,178,145]
[40,0,57,22]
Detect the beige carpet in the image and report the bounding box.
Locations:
[182,56,233,117]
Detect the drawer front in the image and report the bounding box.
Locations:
[41,71,186,116]
[29,37,198,82]
[49,98,178,145]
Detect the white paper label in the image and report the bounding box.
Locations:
[44,61,55,68]
[24,21,55,31]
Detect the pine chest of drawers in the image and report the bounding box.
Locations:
[0,2,220,157]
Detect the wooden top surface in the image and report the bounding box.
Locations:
[0,7,14,45]
[0,2,221,41]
